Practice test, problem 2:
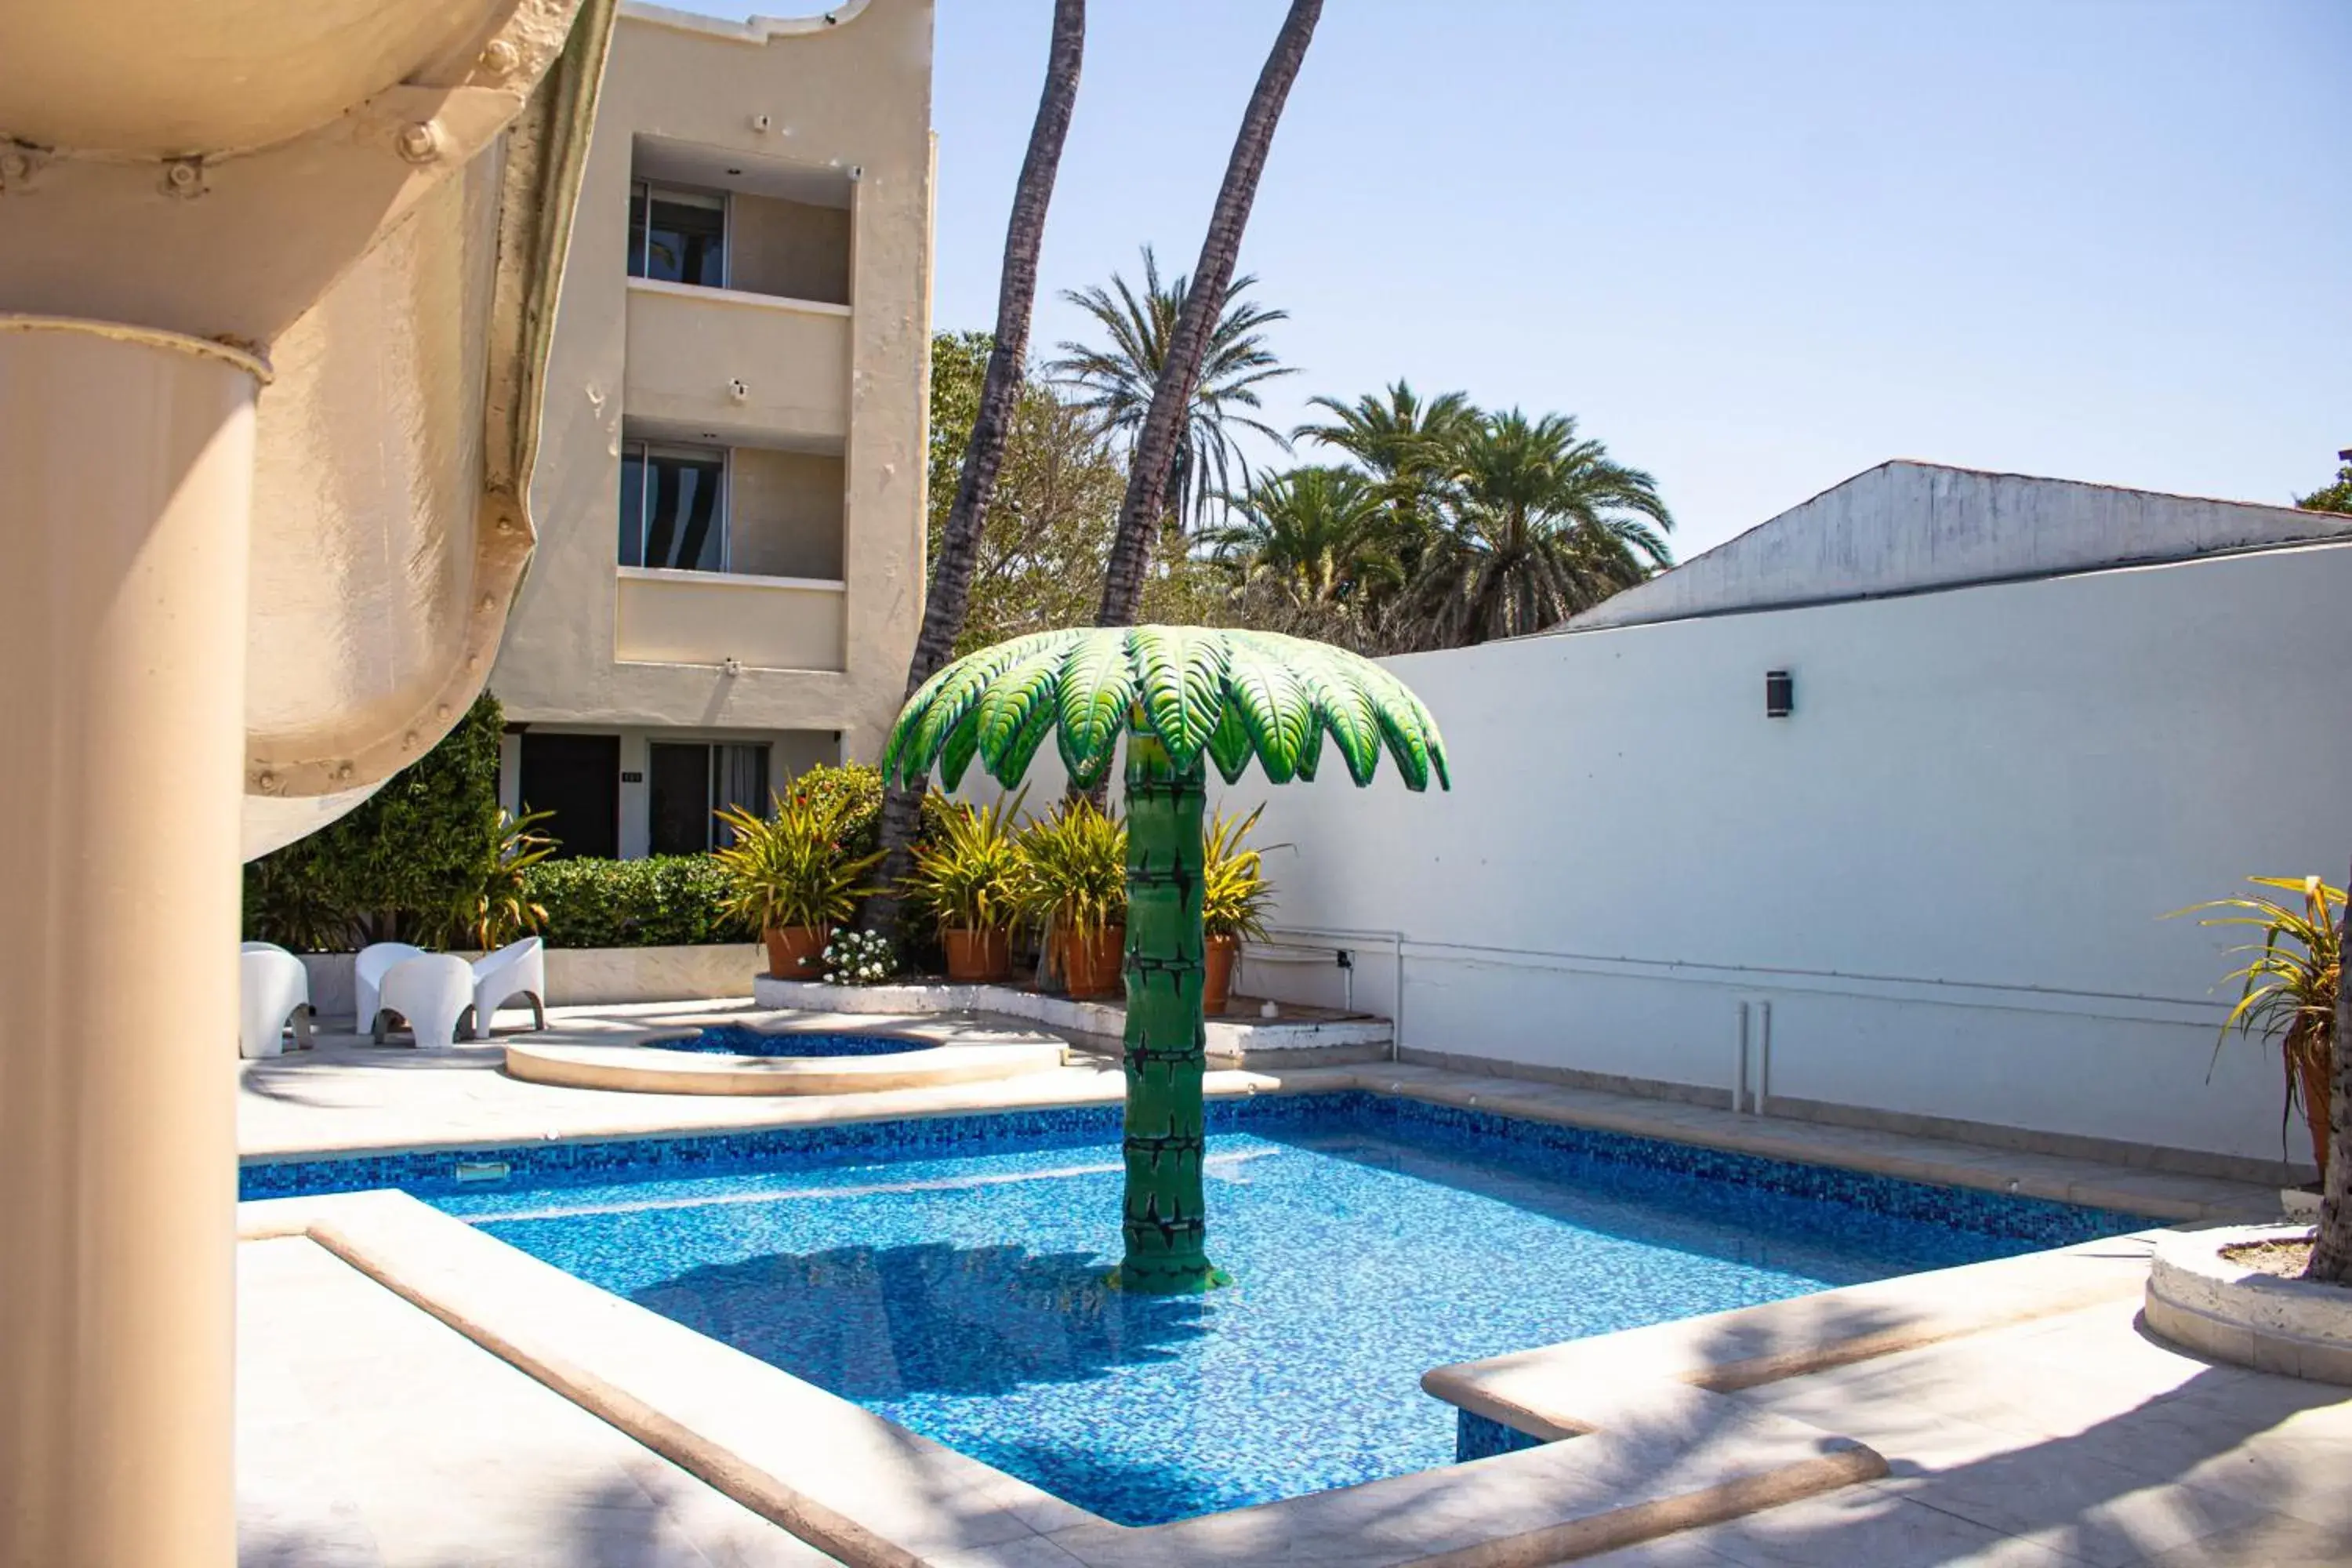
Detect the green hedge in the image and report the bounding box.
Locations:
[522,855,754,949]
[243,692,506,951]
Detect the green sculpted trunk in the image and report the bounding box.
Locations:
[1113,718,1226,1293]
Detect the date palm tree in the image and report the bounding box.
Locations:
[1294,380,1478,562]
[1207,466,1397,609]
[1406,409,1673,646]
[882,625,1448,1294]
[1051,246,1292,532]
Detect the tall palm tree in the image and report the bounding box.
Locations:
[884,624,1448,1293]
[1095,0,1323,628]
[1294,380,1476,540]
[1051,246,1292,533]
[871,0,1086,931]
[1208,466,1396,609]
[1406,409,1672,647]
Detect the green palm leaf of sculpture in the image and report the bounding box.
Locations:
[884,626,1447,797]
[884,626,1450,1294]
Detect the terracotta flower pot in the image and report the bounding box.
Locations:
[2299,1052,2332,1182]
[1203,933,1240,1016]
[943,927,1012,984]
[1060,923,1126,1000]
[763,924,827,981]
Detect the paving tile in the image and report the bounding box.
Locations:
[235,1238,835,1567]
[1578,1531,1738,1566]
[1885,1447,2269,1566]
[2127,1511,2352,1567]
[1665,1484,2083,1567]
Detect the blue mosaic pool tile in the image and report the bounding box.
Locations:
[655,1025,937,1059]
[1455,1410,1551,1463]
[241,1088,2152,1249]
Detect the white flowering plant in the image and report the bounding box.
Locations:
[821,928,897,986]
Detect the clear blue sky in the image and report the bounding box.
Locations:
[693,0,2350,558]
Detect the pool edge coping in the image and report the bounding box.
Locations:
[1421,1229,2162,1446]
[240,1059,2276,1225]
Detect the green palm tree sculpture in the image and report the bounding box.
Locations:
[881,625,1449,1294]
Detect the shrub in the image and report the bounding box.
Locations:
[1202,804,1281,941]
[1014,798,1127,938]
[523,855,753,948]
[713,790,886,933]
[899,791,1027,937]
[242,692,507,950]
[790,762,886,856]
[821,928,898,985]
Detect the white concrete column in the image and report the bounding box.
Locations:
[0,318,260,1568]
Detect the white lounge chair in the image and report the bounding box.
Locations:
[238,943,314,1059]
[372,954,476,1051]
[469,936,547,1039]
[353,942,428,1034]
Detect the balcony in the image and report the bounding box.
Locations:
[623,278,849,447]
[614,566,845,672]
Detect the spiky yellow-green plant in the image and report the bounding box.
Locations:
[713,791,885,935]
[1012,797,1127,940]
[1202,804,1279,942]
[883,625,1448,1294]
[900,791,1029,938]
[2172,875,2341,1181]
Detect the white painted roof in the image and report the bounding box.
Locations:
[1559,461,2352,633]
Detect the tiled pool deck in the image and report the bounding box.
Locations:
[236,1002,2350,1566]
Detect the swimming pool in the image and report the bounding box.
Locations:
[244,1094,2147,1526]
[648,1024,935,1058]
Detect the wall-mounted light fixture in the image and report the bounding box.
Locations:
[1765,670,1794,718]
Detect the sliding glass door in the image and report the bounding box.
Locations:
[647,741,772,855]
[619,441,728,572]
[626,182,727,288]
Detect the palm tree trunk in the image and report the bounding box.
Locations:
[1095,0,1322,630]
[2307,853,2352,1281]
[1112,720,1225,1293]
[869,0,1085,931]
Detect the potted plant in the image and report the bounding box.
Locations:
[1015,799,1127,999]
[1201,804,1279,1015]
[2174,873,2341,1182]
[900,791,1025,982]
[714,790,885,980]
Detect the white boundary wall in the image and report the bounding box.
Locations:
[1218,542,2352,1173]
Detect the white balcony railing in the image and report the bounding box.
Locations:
[614,565,845,672]
[622,278,850,447]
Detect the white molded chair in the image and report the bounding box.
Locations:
[469,936,547,1039]
[372,955,476,1051]
[353,942,428,1034]
[238,943,314,1059]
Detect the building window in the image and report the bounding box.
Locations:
[619,441,728,572]
[626,181,728,288]
[648,742,771,855]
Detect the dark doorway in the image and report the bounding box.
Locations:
[648,742,713,857]
[519,733,619,859]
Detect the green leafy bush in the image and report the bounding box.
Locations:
[788,761,886,855]
[522,855,754,949]
[242,693,508,950]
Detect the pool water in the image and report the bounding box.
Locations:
[652,1025,933,1058]
[430,1099,2144,1525]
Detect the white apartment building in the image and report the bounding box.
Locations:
[492,0,933,858]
